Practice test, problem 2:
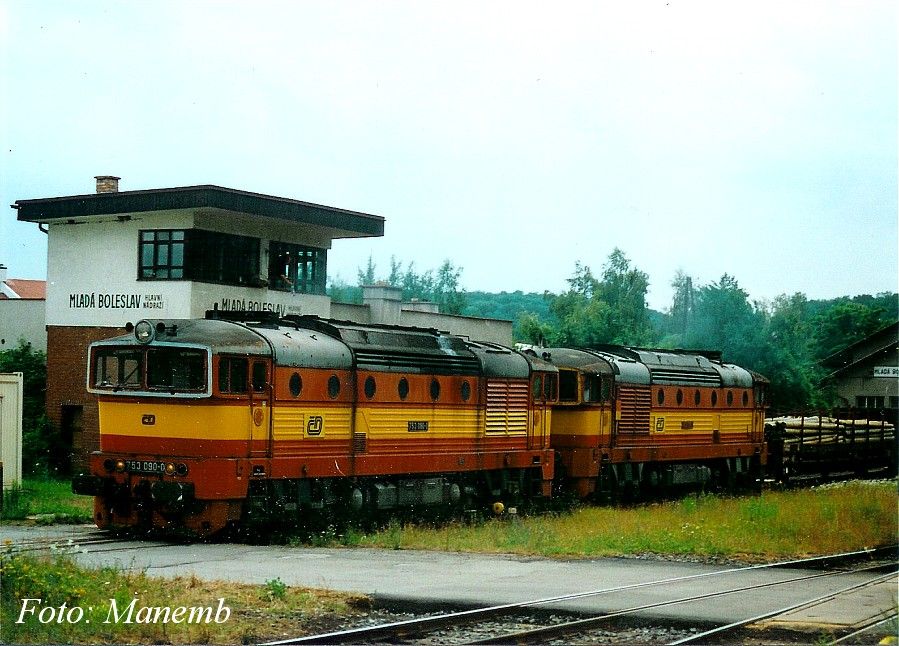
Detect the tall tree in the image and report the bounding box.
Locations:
[668,270,695,338]
[812,300,888,360]
[548,250,652,347]
[357,255,377,286]
[597,248,652,345]
[432,260,466,315]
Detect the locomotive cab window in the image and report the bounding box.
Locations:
[583,375,604,403]
[543,373,558,402]
[219,357,248,394]
[558,370,578,402]
[91,346,208,395]
[93,349,142,389]
[251,362,268,393]
[147,348,206,392]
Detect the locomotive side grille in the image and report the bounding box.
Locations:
[617,386,651,434]
[353,350,480,374]
[485,380,529,434]
[650,369,720,386]
[352,432,367,453]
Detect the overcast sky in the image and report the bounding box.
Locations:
[1,1,896,311]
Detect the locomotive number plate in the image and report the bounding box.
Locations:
[407,421,429,432]
[124,460,167,474]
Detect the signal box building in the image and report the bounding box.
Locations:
[13,177,511,471]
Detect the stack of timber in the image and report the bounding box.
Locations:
[765,416,895,446]
[765,415,898,481]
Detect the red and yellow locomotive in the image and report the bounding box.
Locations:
[74,313,557,536]
[74,312,768,536]
[532,346,767,500]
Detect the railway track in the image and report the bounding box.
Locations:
[2,528,175,556]
[263,547,897,645]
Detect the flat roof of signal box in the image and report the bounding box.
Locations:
[13,184,385,239]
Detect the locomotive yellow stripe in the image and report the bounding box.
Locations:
[357,405,483,438]
[651,411,755,434]
[98,401,259,441]
[550,408,612,437]
[272,406,352,440]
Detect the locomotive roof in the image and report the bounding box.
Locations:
[92,319,272,355]
[537,346,755,388]
[102,312,557,379]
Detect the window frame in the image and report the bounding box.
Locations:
[139,229,186,280]
[138,228,261,287]
[88,343,212,399]
[268,241,327,295]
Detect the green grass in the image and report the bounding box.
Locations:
[334,481,898,561]
[0,549,368,645]
[1,479,94,523]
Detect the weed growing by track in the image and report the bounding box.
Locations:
[336,480,897,560]
[0,547,369,644]
[1,478,93,523]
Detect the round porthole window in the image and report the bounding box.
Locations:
[695,390,701,405]
[461,380,471,402]
[328,375,341,399]
[289,373,302,398]
[742,391,749,406]
[398,377,409,400]
[711,391,718,406]
[676,389,683,405]
[430,378,441,401]
[364,376,376,399]
[727,390,734,406]
[657,389,665,405]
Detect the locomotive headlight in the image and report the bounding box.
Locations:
[175,463,188,476]
[114,460,126,473]
[134,319,155,344]
[165,463,176,476]
[103,459,115,472]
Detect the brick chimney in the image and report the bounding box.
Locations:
[95,176,121,193]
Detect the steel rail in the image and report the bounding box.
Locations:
[261,547,894,646]
[668,570,898,645]
[471,563,893,645]
[830,612,899,645]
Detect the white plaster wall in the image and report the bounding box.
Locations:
[46,209,334,326]
[0,300,47,352]
[190,282,331,319]
[47,212,195,326]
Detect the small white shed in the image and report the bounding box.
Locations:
[0,372,23,488]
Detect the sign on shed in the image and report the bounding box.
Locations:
[0,372,23,488]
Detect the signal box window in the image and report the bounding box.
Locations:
[189,230,259,286]
[139,229,260,286]
[140,230,185,279]
[268,242,326,294]
[219,358,248,394]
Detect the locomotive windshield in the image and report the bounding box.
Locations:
[92,346,208,394]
